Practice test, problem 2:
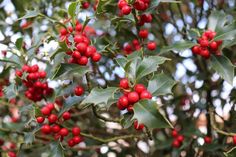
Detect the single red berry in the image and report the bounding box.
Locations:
[128,92,139,103]
[75,24,82,32]
[171,129,178,138]
[59,128,69,136]
[41,124,51,134]
[118,96,129,108]
[60,28,68,36]
[82,1,90,9]
[41,107,51,116]
[36,117,45,123]
[134,120,144,130]
[15,70,23,77]
[22,65,31,73]
[68,26,73,33]
[127,105,133,113]
[62,111,71,120]
[134,84,146,94]
[51,125,61,133]
[191,46,200,55]
[30,64,39,73]
[209,41,218,51]
[140,90,152,99]
[147,41,156,51]
[119,78,129,89]
[86,46,96,57]
[73,136,82,144]
[117,101,126,110]
[118,0,127,9]
[172,139,180,148]
[216,40,223,46]
[204,136,212,144]
[132,39,140,45]
[46,103,55,111]
[233,136,236,145]
[74,86,84,96]
[177,135,184,143]
[72,127,81,136]
[139,29,148,39]
[76,42,88,53]
[77,56,88,65]
[48,114,58,123]
[74,35,84,43]
[68,139,75,147]
[72,51,81,59]
[7,151,16,157]
[200,48,210,59]
[199,39,209,47]
[66,51,73,55]
[39,71,47,78]
[92,53,101,62]
[122,5,132,15]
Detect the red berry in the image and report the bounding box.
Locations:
[77,56,88,65]
[118,96,129,108]
[48,114,58,123]
[68,26,73,33]
[75,24,82,32]
[46,103,55,111]
[68,139,75,147]
[172,139,180,148]
[147,41,156,50]
[118,0,127,9]
[200,48,210,59]
[209,41,218,51]
[82,1,90,9]
[41,124,51,134]
[171,129,178,138]
[121,5,132,15]
[132,39,140,45]
[127,105,133,113]
[51,125,61,133]
[76,42,88,53]
[41,107,51,116]
[199,39,209,47]
[139,29,148,38]
[22,65,31,73]
[140,90,152,99]
[39,71,47,78]
[134,120,144,130]
[66,51,73,55]
[216,40,223,46]
[7,151,16,157]
[86,46,96,57]
[128,92,139,103]
[117,101,126,110]
[72,127,81,136]
[134,84,146,94]
[177,135,184,143]
[62,111,71,120]
[119,78,129,89]
[74,35,84,43]
[233,136,236,145]
[72,51,81,59]
[36,117,45,123]
[92,53,101,62]
[74,86,84,96]
[60,28,68,36]
[15,70,23,77]
[31,64,39,73]
[59,128,69,136]
[73,136,82,144]
[204,136,212,144]
[191,46,200,54]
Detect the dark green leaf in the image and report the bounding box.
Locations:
[59,96,84,116]
[81,87,118,108]
[115,57,128,69]
[52,63,91,79]
[96,0,112,14]
[49,142,64,157]
[121,113,133,129]
[82,16,92,32]
[208,11,228,32]
[214,22,236,41]
[15,37,23,50]
[18,10,40,20]
[68,2,78,19]
[147,73,176,96]
[160,41,196,54]
[210,55,234,85]
[132,100,173,129]
[0,58,21,67]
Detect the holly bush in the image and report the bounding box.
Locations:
[0,0,236,157]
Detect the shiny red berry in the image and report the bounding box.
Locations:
[48,114,58,123]
[139,29,148,38]
[134,120,144,130]
[122,5,132,15]
[134,84,146,94]
[74,86,84,96]
[36,117,45,123]
[119,78,129,89]
[140,90,152,99]
[72,127,81,136]
[209,41,218,51]
[92,53,101,62]
[204,136,212,144]
[68,139,75,147]
[77,56,88,65]
[51,125,61,133]
[41,107,51,116]
[191,46,200,54]
[147,41,156,50]
[172,139,180,148]
[118,96,129,108]
[59,128,69,136]
[128,92,139,103]
[62,111,71,120]
[177,135,184,143]
[73,136,82,144]
[41,124,51,134]
[171,129,178,138]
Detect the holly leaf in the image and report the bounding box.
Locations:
[210,55,234,85]
[24,132,35,145]
[224,147,236,157]
[50,41,69,60]
[3,84,17,99]
[121,113,133,129]
[81,87,118,108]
[68,2,79,19]
[147,73,176,96]
[15,37,23,50]
[145,0,180,13]
[160,41,196,54]
[132,100,173,129]
[49,142,64,157]
[18,10,40,20]
[96,0,112,14]
[59,96,84,116]
[115,57,128,69]
[135,56,169,81]
[214,22,236,41]
[208,11,228,32]
[52,63,91,79]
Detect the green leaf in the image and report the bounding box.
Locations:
[52,63,91,79]
[24,132,35,145]
[3,84,17,99]
[96,0,112,14]
[115,57,128,69]
[214,22,236,41]
[132,100,173,129]
[224,147,236,157]
[210,55,234,85]
[160,41,196,54]
[0,58,21,67]
[136,56,169,81]
[147,73,176,96]
[59,96,84,116]
[15,37,23,50]
[68,2,78,19]
[145,0,180,13]
[49,142,64,157]
[18,10,40,20]
[82,16,92,32]
[208,11,228,32]
[50,41,70,60]
[81,87,118,108]
[121,113,133,129]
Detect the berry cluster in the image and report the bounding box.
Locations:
[15,64,53,102]
[37,103,83,147]
[1,142,16,157]
[118,0,151,15]
[171,129,185,148]
[118,78,152,130]
[59,21,101,66]
[191,30,222,59]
